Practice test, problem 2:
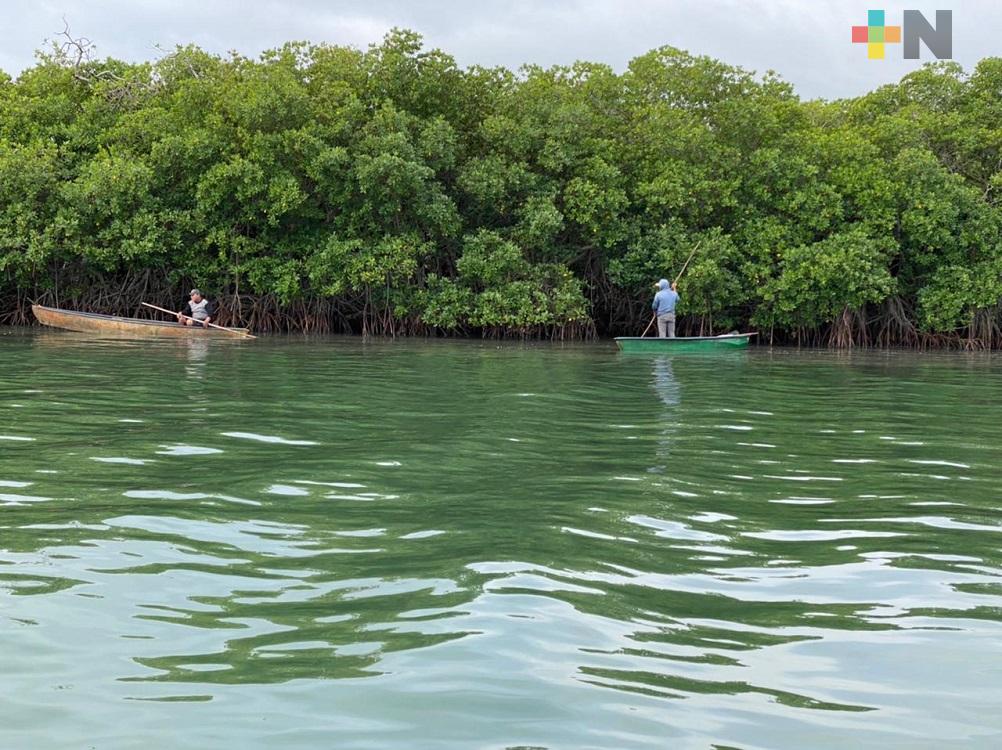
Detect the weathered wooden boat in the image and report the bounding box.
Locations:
[615,332,756,352]
[32,304,252,338]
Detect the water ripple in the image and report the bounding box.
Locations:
[1,336,1002,748]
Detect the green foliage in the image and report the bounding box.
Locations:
[2,31,1002,342]
[917,255,1002,331]
[420,230,587,331]
[308,233,426,298]
[757,229,897,330]
[0,140,61,278]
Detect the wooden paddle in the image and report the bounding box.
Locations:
[141,302,257,339]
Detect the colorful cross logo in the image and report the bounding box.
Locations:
[852,10,902,59]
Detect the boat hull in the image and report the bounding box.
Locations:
[32,304,251,338]
[615,333,756,352]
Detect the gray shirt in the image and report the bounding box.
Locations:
[183,298,213,321]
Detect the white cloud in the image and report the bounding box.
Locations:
[2,0,996,99]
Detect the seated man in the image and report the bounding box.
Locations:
[178,288,215,327]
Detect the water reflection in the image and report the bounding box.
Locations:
[648,356,680,473]
[652,356,680,407]
[184,338,210,373]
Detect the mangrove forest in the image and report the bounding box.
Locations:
[2,29,1002,346]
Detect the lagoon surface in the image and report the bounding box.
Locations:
[2,330,1001,749]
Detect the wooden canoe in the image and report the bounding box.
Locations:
[32,304,252,338]
[615,332,756,352]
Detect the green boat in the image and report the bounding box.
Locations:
[615,332,756,352]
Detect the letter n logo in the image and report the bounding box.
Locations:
[903,10,952,59]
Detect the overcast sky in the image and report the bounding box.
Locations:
[2,1,995,100]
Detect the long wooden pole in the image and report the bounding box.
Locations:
[673,240,701,286]
[641,314,657,337]
[141,302,257,339]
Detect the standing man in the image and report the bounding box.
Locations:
[178,288,215,327]
[651,279,679,338]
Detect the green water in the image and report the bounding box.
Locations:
[2,330,1001,749]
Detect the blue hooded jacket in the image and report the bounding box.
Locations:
[652,279,679,315]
